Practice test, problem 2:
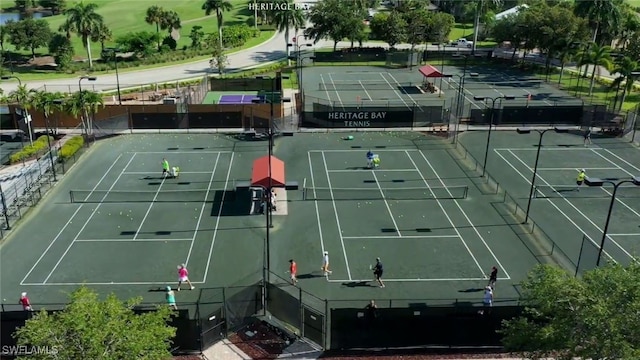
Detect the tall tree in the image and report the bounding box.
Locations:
[145,5,165,50]
[202,0,233,49]
[382,10,407,49]
[581,43,613,95]
[304,0,349,51]
[63,89,104,135]
[269,0,305,64]
[14,286,176,359]
[60,1,105,69]
[30,90,65,133]
[48,33,74,71]
[573,0,623,44]
[471,0,502,53]
[159,10,182,36]
[7,18,52,59]
[209,40,228,75]
[189,25,205,49]
[90,22,111,53]
[38,0,67,15]
[501,263,640,359]
[610,56,639,111]
[402,7,428,52]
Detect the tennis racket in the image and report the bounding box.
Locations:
[368,264,373,270]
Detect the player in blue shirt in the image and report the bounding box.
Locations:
[366,150,374,168]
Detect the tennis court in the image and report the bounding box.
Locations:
[1,131,545,308]
[202,91,281,104]
[459,130,640,271]
[302,66,582,113]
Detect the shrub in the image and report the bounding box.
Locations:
[58,136,84,161]
[10,135,53,164]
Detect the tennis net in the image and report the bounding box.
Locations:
[319,82,416,91]
[446,79,543,90]
[533,185,640,199]
[303,186,468,201]
[69,189,230,203]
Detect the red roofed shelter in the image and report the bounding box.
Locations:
[251,155,285,189]
[418,64,445,93]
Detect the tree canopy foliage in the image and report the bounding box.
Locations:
[500,263,640,360]
[14,286,176,360]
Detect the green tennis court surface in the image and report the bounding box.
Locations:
[459,130,640,272]
[1,132,545,310]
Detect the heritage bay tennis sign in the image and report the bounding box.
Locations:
[310,110,414,128]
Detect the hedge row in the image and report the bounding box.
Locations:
[59,136,84,161]
[10,135,54,164]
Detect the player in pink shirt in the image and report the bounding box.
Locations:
[177,264,195,291]
[19,292,32,311]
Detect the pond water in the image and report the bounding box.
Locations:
[0,12,46,26]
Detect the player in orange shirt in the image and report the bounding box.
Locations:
[289,259,298,285]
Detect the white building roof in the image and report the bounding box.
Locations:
[495,4,529,20]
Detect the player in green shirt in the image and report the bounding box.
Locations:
[162,158,170,177]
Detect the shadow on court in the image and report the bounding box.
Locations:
[341,281,375,288]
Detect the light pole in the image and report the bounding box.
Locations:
[287,36,313,91]
[104,48,122,105]
[78,76,97,137]
[516,127,570,223]
[474,95,516,177]
[583,176,640,266]
[2,75,33,145]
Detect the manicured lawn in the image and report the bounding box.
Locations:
[5,30,275,82]
[449,23,497,47]
[4,0,255,60]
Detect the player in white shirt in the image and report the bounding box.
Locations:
[171,166,180,178]
[321,251,332,275]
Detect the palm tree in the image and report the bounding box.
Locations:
[574,0,622,44]
[202,0,233,49]
[60,2,105,69]
[270,0,306,65]
[472,0,502,53]
[8,85,34,144]
[553,38,578,85]
[160,10,182,37]
[91,23,112,53]
[145,5,165,50]
[581,43,614,95]
[610,56,639,111]
[63,90,104,136]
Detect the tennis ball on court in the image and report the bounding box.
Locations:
[108,213,111,216]
[118,226,120,228]
[119,211,122,215]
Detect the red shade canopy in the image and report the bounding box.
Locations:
[251,155,285,188]
[418,65,444,78]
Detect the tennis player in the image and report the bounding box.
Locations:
[162,158,170,177]
[576,169,586,191]
[373,257,385,288]
[289,259,298,285]
[583,128,592,147]
[366,150,374,168]
[177,264,195,291]
[19,292,32,311]
[321,251,332,276]
[165,286,178,310]
[488,266,498,289]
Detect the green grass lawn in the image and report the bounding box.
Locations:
[4,0,255,60]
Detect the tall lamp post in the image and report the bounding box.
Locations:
[78,76,97,137]
[287,35,312,91]
[104,48,123,105]
[584,176,640,266]
[1,75,33,145]
[474,95,515,177]
[516,127,570,223]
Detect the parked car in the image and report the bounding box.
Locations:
[450,38,474,48]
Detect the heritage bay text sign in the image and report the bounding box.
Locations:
[313,110,414,128]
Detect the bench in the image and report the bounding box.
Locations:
[235,181,251,190]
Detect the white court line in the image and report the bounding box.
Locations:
[124,171,215,175]
[496,149,617,262]
[599,148,640,173]
[202,153,234,282]
[307,152,327,264]
[533,167,619,171]
[358,80,373,101]
[371,170,402,237]
[379,73,413,111]
[130,151,232,154]
[22,281,206,286]
[327,169,419,173]
[20,154,125,285]
[309,149,419,153]
[406,152,488,276]
[75,238,193,242]
[325,73,345,110]
[343,235,459,239]
[328,277,510,283]
[508,151,633,261]
[607,233,640,236]
[42,154,138,284]
[321,151,353,280]
[184,152,221,267]
[588,149,640,221]
[495,147,591,151]
[132,176,167,240]
[448,78,482,109]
